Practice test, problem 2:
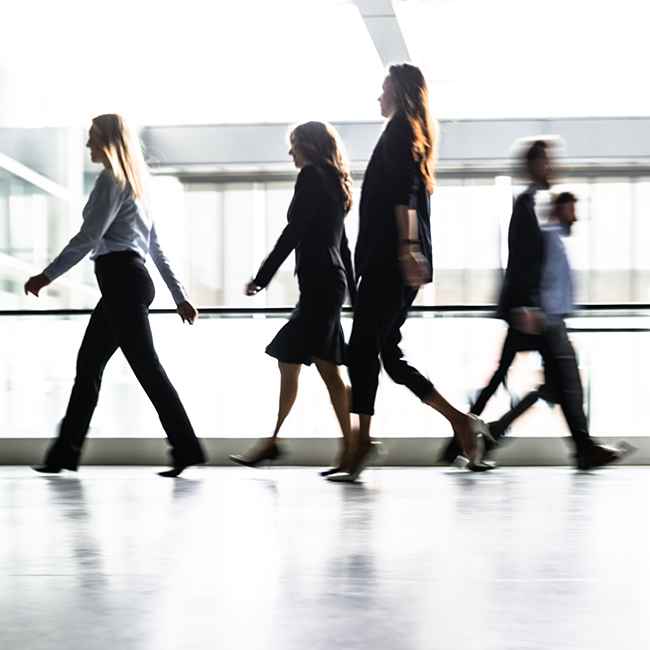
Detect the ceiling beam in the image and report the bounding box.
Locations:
[353,0,411,66]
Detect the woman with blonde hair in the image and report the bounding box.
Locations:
[328,63,493,481]
[25,113,206,477]
[230,121,355,472]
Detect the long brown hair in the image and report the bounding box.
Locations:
[90,114,151,205]
[289,121,353,214]
[388,63,438,193]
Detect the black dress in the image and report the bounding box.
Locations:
[253,164,354,366]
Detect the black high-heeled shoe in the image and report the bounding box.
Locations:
[158,465,189,478]
[32,465,63,474]
[229,443,283,468]
[319,466,344,477]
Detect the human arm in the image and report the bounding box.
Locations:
[510,308,545,334]
[148,224,198,324]
[340,228,356,305]
[176,300,198,324]
[383,115,431,288]
[245,280,261,296]
[508,193,544,332]
[506,193,545,333]
[395,204,429,288]
[252,166,323,289]
[38,171,124,284]
[24,273,51,297]
[148,223,189,306]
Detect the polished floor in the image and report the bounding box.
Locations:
[2,465,649,650]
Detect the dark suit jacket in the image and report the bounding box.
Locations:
[496,186,543,321]
[355,112,432,278]
[253,164,354,299]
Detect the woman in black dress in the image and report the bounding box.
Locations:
[229,121,355,471]
[328,64,493,482]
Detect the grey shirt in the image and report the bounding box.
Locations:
[540,222,573,325]
[43,170,188,304]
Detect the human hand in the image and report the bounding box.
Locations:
[24,273,51,297]
[176,300,198,325]
[399,250,430,289]
[512,308,545,335]
[246,281,261,296]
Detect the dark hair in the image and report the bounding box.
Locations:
[289,121,353,214]
[555,191,577,206]
[387,63,438,193]
[525,140,547,173]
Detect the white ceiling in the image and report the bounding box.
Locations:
[0,0,647,127]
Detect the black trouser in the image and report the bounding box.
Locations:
[348,268,434,415]
[544,323,593,456]
[471,328,556,415]
[45,251,206,469]
[472,323,593,457]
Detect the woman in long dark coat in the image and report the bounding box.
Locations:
[328,64,494,482]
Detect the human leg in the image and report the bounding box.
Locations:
[333,273,396,481]
[40,301,119,471]
[543,324,627,468]
[347,276,385,418]
[230,361,300,468]
[273,361,301,437]
[378,285,487,464]
[313,357,353,471]
[543,325,593,456]
[470,328,535,415]
[96,254,205,471]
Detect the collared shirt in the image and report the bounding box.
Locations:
[540,222,573,325]
[43,170,188,304]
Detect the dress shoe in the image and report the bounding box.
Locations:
[158,465,190,478]
[467,459,497,472]
[158,455,206,477]
[319,466,344,477]
[442,415,496,468]
[576,444,624,470]
[470,414,497,445]
[229,442,283,468]
[327,442,380,482]
[32,465,63,474]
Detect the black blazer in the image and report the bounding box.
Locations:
[355,112,432,278]
[496,187,543,321]
[253,164,354,297]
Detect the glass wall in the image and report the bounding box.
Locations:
[180,174,650,308]
[3,163,650,312]
[1,309,648,440]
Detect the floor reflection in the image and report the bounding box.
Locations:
[1,466,649,649]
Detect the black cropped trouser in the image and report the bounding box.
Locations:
[348,268,434,416]
[45,251,206,469]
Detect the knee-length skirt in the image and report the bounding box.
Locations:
[265,268,347,366]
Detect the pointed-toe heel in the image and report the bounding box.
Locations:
[468,414,497,446]
[327,443,380,483]
[229,443,283,468]
[32,465,63,474]
[320,466,344,477]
